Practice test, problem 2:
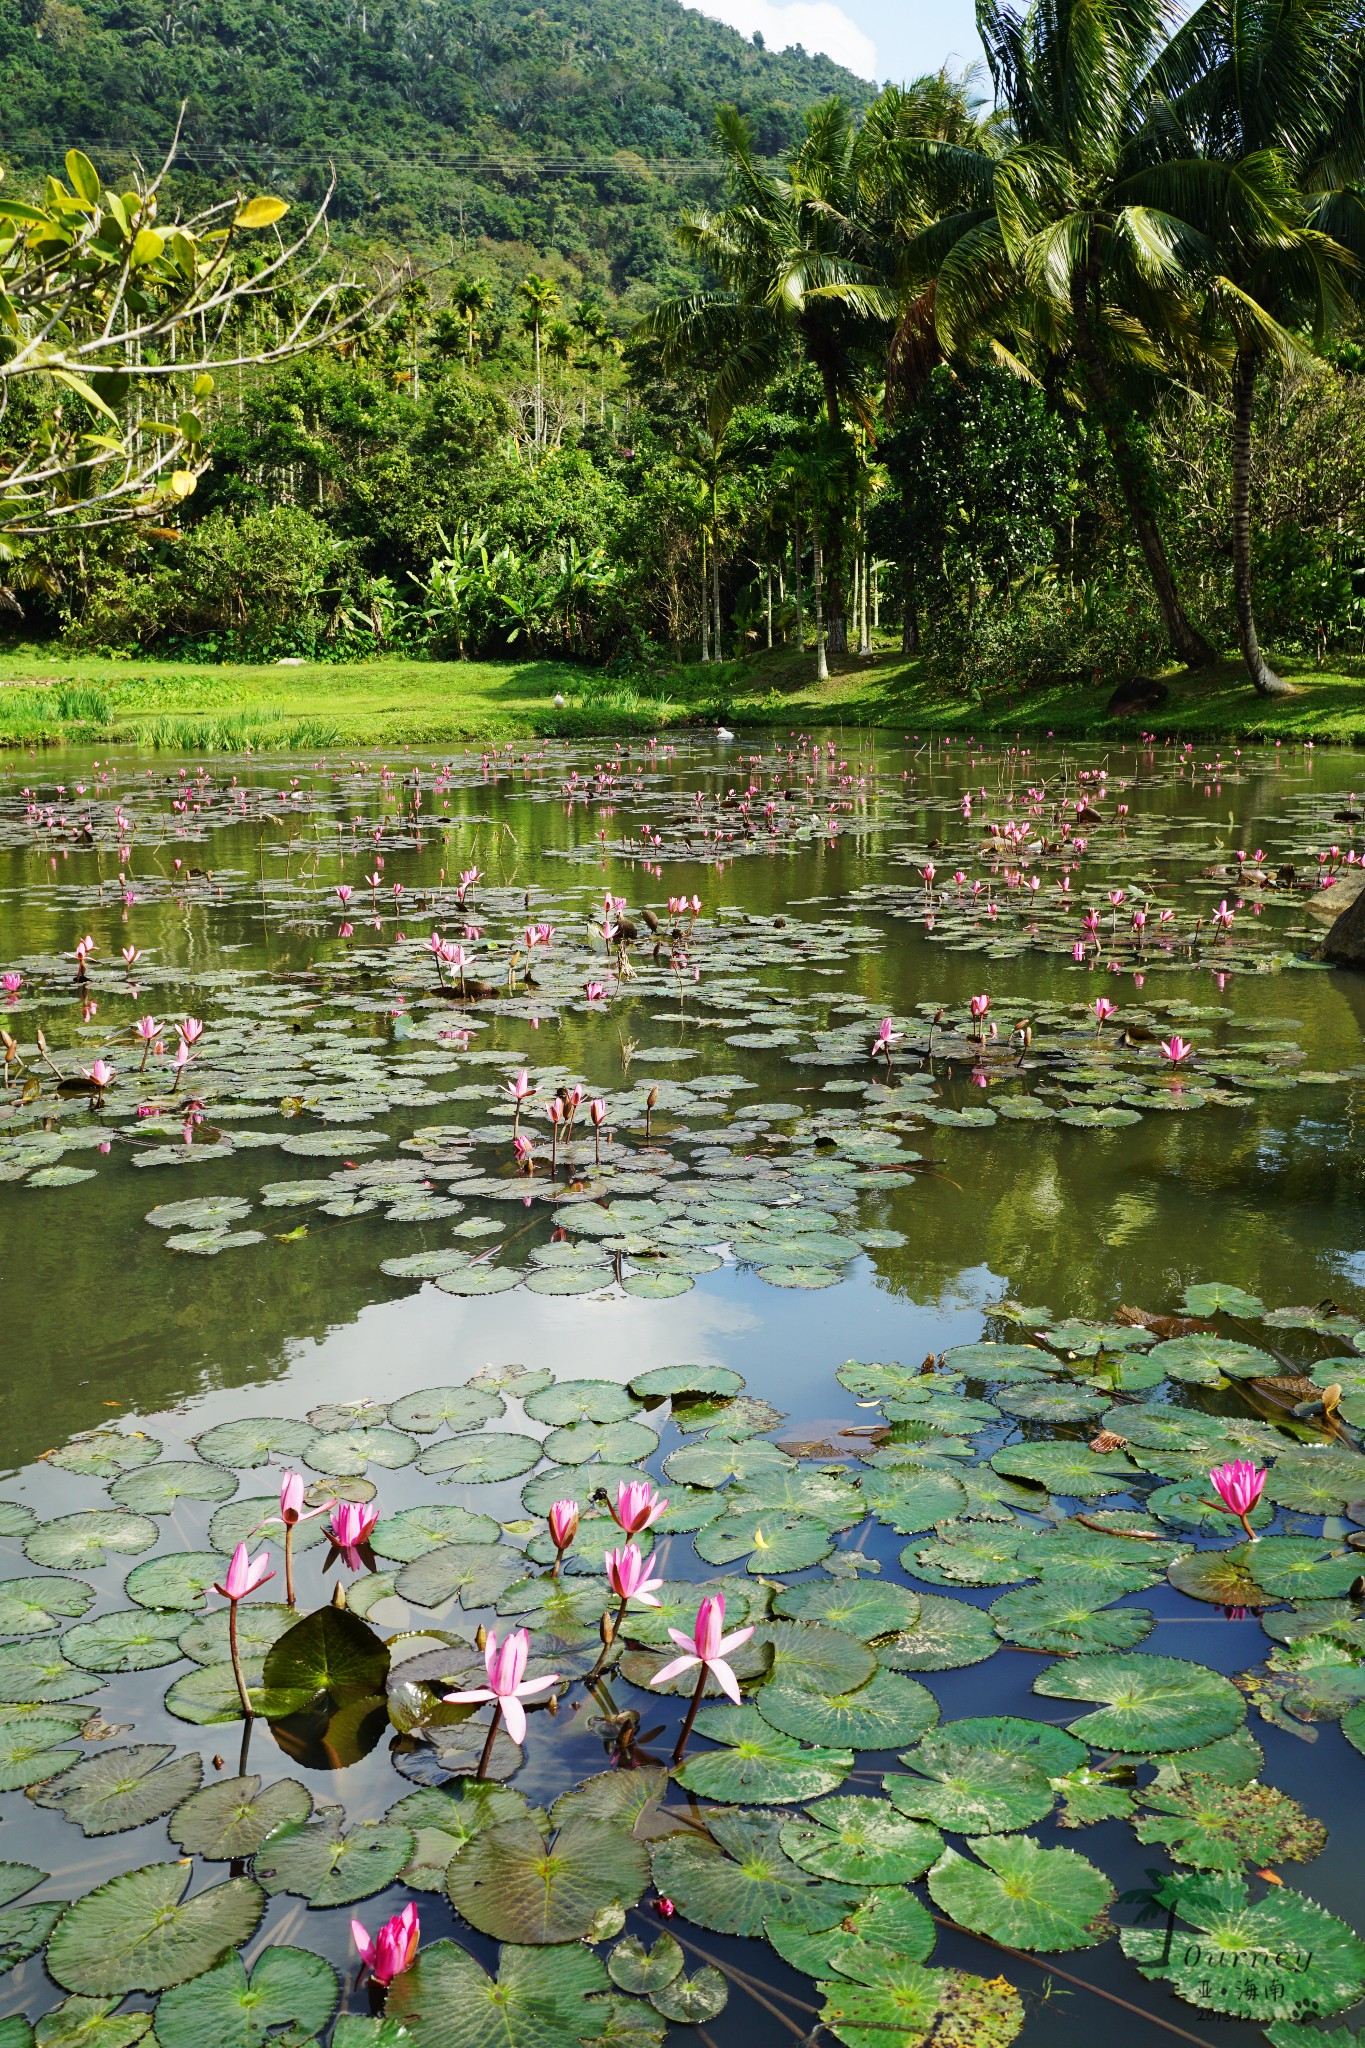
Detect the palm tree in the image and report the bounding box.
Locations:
[900,0,1219,668]
[1137,0,1365,693]
[449,276,494,370]
[644,101,893,653]
[518,274,562,453]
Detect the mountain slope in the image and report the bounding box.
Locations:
[0,0,874,291]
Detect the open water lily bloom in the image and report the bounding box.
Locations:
[328,1499,380,1570]
[214,1542,273,1603]
[650,1593,753,1704]
[611,1478,667,1535]
[606,1542,663,1607]
[444,1626,559,1744]
[1209,1459,1267,1537]
[352,1903,420,1987]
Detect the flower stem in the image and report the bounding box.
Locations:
[476,1702,503,1779]
[285,1523,296,1608]
[228,1598,253,1721]
[672,1664,708,1767]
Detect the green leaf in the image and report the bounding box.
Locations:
[372,1505,501,1559]
[0,1714,82,1792]
[630,1365,744,1399]
[260,1604,390,1714]
[169,1773,311,1859]
[990,1441,1136,1497]
[877,1592,999,1671]
[33,1743,202,1835]
[34,1995,153,2047]
[446,1815,649,1943]
[542,1418,659,1464]
[304,1427,418,1477]
[650,1809,856,1938]
[46,1866,264,1995]
[395,1542,524,1610]
[0,1577,94,1635]
[1167,1548,1269,1606]
[649,1966,727,2024]
[254,1814,414,1907]
[780,1797,943,1883]
[154,1947,338,2048]
[818,1960,1025,2048]
[1134,1776,1327,1871]
[387,1939,609,2048]
[769,1882,935,1976]
[607,1934,684,1994]
[861,1469,968,1533]
[748,1620,878,1695]
[0,1640,98,1703]
[695,1510,833,1573]
[663,1439,791,1488]
[110,1463,237,1514]
[990,1581,1154,1654]
[125,1552,227,1612]
[0,1899,65,1975]
[25,1513,158,1571]
[674,1704,852,1803]
[45,1435,160,1479]
[1033,1653,1245,1752]
[63,1607,186,1672]
[1121,1872,1365,2019]
[386,1385,505,1433]
[177,1603,297,1668]
[928,1835,1113,1951]
[1245,1537,1363,1600]
[1181,1283,1264,1316]
[757,1667,939,1748]
[194,1418,316,1468]
[886,1726,1056,1836]
[524,1379,641,1425]
[773,1579,920,1639]
[418,1433,541,1484]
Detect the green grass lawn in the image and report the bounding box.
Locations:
[3,640,1365,749]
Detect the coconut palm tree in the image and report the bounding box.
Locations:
[644,100,894,652]
[1136,0,1365,693]
[518,274,562,454]
[449,276,494,370]
[899,0,1219,668]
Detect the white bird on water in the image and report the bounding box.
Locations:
[715,725,735,742]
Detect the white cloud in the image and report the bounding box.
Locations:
[689,0,878,79]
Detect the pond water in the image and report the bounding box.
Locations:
[2,729,1365,2048]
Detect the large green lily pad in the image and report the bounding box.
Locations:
[153,1946,338,2048]
[928,1836,1113,1951]
[674,1705,853,1803]
[387,1938,609,2048]
[780,1797,943,1884]
[46,1866,264,1995]
[446,1815,649,1943]
[1121,1872,1365,2020]
[33,1744,202,1836]
[1034,1653,1245,1751]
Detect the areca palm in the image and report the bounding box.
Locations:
[1138,0,1365,693]
[644,100,893,652]
[518,274,562,453]
[901,0,1218,667]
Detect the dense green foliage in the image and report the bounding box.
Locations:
[7,0,1365,702]
[0,0,870,295]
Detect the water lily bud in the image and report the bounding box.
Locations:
[653,1896,675,1919]
[331,1581,347,1609]
[475,1623,488,1651]
[600,1610,616,1646]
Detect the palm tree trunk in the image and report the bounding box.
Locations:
[534,323,543,453]
[711,492,723,662]
[901,561,919,654]
[700,534,710,664]
[812,503,829,683]
[793,516,805,650]
[1070,278,1215,669]
[858,547,871,656]
[765,559,773,648]
[1232,348,1291,696]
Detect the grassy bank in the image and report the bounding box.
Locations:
[4,642,1365,749]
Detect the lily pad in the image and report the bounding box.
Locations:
[303,1427,418,1477]
[46,1865,264,1995]
[773,1580,921,1639]
[758,1667,939,1749]
[990,1582,1155,1654]
[125,1552,228,1612]
[1034,1652,1245,1752]
[109,1463,237,1515]
[33,1744,203,1836]
[153,1946,338,2048]
[817,1960,1025,2048]
[446,1814,649,1943]
[387,1386,505,1433]
[607,1934,684,1995]
[649,1967,727,2025]
[387,1938,609,2048]
[0,1641,98,1704]
[0,1714,83,1792]
[695,1510,833,1573]
[395,1541,525,1610]
[1121,1872,1365,2020]
[1135,1776,1328,1870]
[928,1835,1113,1951]
[193,1418,317,1467]
[650,1809,855,1938]
[254,1813,414,1907]
[780,1797,943,1884]
[878,1593,999,1671]
[674,1705,853,1803]
[372,1504,502,1560]
[418,1433,541,1484]
[25,1513,158,1572]
[0,1577,95,1636]
[169,1773,312,1859]
[630,1365,744,1400]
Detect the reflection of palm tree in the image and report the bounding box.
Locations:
[450,275,494,370]
[1138,0,1364,694]
[518,274,562,452]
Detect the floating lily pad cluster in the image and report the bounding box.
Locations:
[1,1281,1364,2043]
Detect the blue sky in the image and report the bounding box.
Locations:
[688,0,987,85]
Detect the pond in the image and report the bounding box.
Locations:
[2,727,1365,2048]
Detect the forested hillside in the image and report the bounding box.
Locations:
[0,0,873,293]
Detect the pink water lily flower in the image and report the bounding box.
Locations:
[179,1017,204,1046]
[215,1542,274,1603]
[1161,1034,1194,1067]
[352,1902,419,1988]
[1093,998,1116,1027]
[1208,1459,1266,1539]
[444,1626,559,1744]
[84,1059,115,1090]
[279,1471,328,1528]
[611,1478,667,1535]
[328,1499,380,1570]
[651,1593,754,1707]
[1,973,20,996]
[585,981,605,1001]
[606,1541,663,1607]
[547,1499,579,1574]
[589,1098,607,1127]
